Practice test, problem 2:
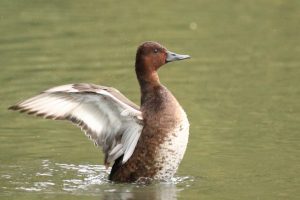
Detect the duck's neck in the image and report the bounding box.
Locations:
[135,64,161,92]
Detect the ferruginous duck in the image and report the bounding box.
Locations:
[9,41,191,182]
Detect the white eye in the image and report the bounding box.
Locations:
[154,49,158,53]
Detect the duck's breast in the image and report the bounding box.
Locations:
[153,106,190,180]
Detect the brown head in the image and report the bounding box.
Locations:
[135,41,190,87]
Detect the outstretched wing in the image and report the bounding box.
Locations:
[9,83,143,166]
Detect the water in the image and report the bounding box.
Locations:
[1,159,193,199]
[0,0,299,199]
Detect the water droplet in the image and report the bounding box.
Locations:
[189,22,197,30]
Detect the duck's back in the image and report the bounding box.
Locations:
[109,85,189,182]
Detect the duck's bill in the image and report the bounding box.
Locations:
[166,51,191,62]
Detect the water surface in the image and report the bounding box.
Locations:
[0,0,299,199]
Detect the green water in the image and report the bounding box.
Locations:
[0,0,299,199]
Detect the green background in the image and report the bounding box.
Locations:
[0,0,299,199]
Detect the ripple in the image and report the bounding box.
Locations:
[1,174,11,179]
[1,160,195,196]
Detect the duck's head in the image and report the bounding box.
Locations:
[135,41,190,83]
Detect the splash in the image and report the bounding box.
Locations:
[1,160,195,196]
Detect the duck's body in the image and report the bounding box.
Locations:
[110,85,189,182]
[9,41,191,182]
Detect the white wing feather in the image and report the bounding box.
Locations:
[9,83,143,166]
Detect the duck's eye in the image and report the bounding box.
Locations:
[154,49,158,53]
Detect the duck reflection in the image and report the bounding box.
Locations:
[103,181,178,200]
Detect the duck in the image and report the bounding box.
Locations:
[9,41,191,182]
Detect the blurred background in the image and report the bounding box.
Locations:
[0,0,299,199]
